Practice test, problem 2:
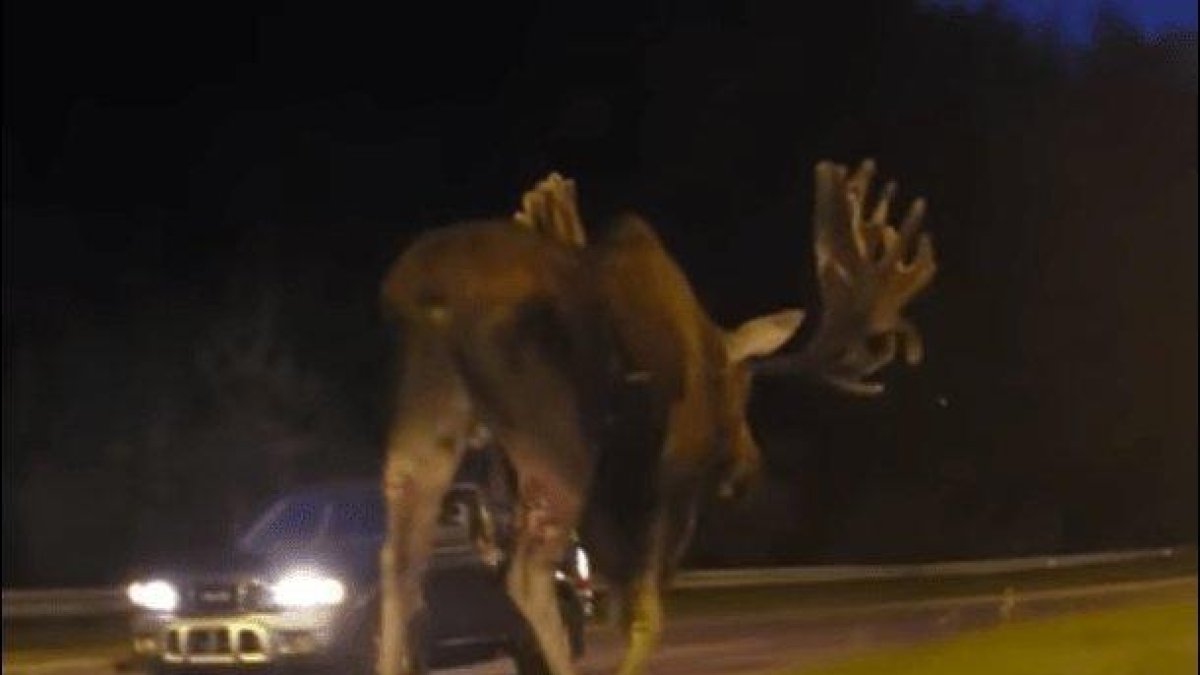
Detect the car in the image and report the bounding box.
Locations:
[126,453,592,674]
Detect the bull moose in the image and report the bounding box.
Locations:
[377,160,936,675]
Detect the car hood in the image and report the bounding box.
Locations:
[128,539,380,585]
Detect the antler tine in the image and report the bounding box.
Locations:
[870,181,898,230]
[758,159,936,395]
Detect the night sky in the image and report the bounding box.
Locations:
[952,0,1196,41]
[3,2,1196,585]
[5,1,1195,290]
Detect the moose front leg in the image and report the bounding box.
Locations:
[617,483,706,675]
[614,514,667,675]
[618,405,707,675]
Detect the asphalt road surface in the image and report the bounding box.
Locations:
[10,577,1194,675]
[443,576,1195,675]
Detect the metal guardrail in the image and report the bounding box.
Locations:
[2,587,128,620]
[669,546,1184,589]
[2,546,1185,620]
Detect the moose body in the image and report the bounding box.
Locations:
[378,162,935,675]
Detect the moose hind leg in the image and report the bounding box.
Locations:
[504,466,584,675]
[378,330,473,675]
[488,388,589,674]
[459,306,593,675]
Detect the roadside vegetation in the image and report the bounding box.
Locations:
[771,592,1196,675]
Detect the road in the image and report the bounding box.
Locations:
[8,576,1194,675]
[445,576,1196,675]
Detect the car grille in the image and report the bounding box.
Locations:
[191,583,238,611]
[182,581,271,613]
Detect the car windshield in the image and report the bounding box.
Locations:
[237,496,327,554]
[237,488,390,553]
[246,487,488,552]
[327,494,385,539]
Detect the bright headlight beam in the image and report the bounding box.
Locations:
[271,570,346,608]
[127,580,179,612]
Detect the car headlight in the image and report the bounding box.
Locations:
[127,579,179,612]
[271,570,346,608]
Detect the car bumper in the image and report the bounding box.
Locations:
[132,606,351,667]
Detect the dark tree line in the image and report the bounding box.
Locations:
[3,1,1195,584]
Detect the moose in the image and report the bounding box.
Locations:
[377,160,936,675]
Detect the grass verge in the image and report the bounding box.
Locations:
[766,593,1197,675]
[663,549,1195,618]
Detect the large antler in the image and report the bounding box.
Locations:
[760,159,936,395]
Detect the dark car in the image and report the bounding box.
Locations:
[127,460,591,673]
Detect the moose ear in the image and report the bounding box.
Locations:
[725,309,805,363]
